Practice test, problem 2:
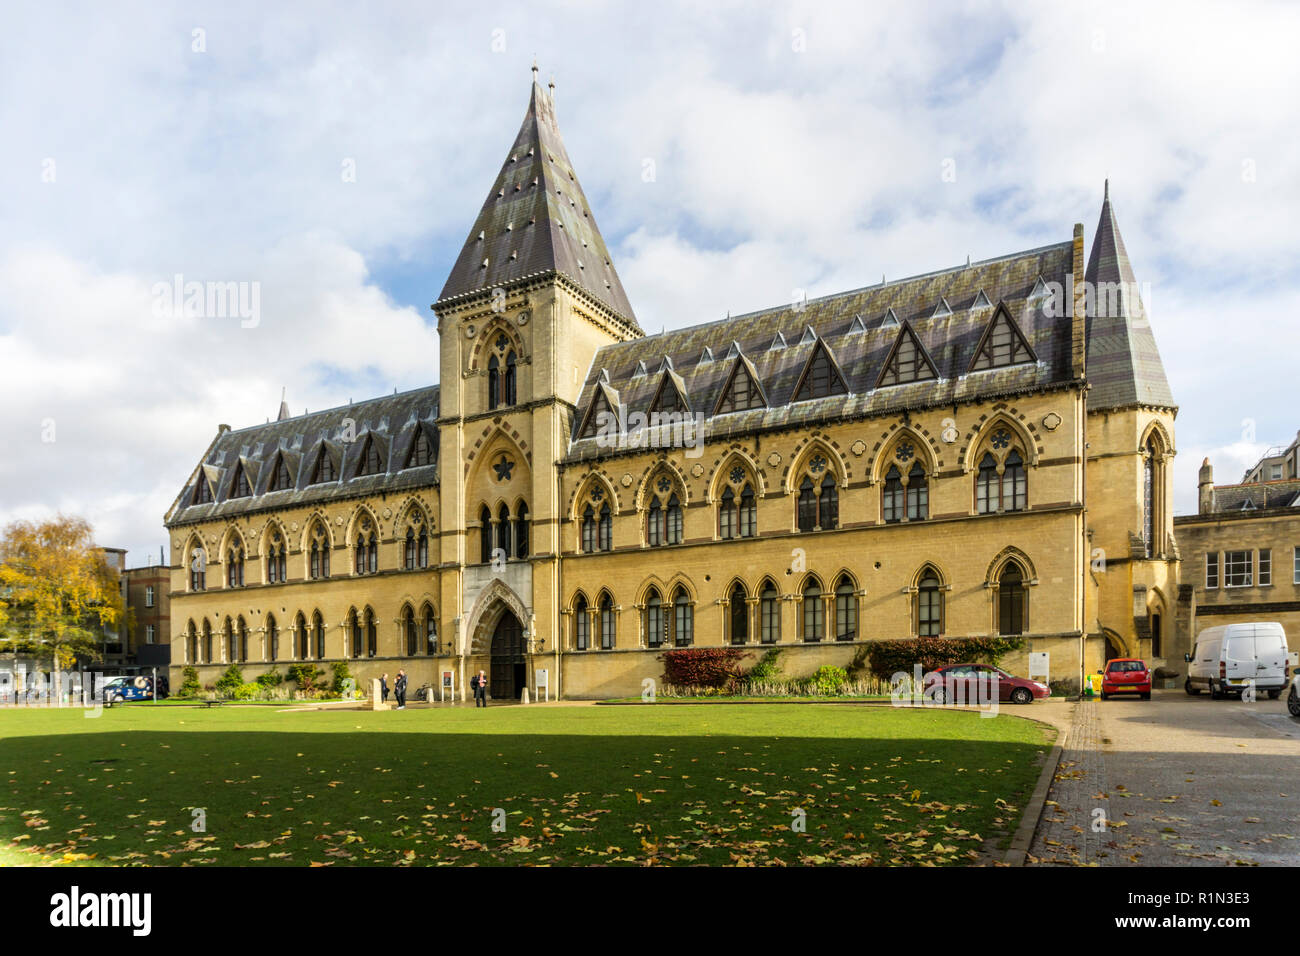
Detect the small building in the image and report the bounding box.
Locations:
[1173,447,1300,663]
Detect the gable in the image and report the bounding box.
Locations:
[877,322,938,387]
[714,357,767,415]
[792,340,847,402]
[969,305,1037,372]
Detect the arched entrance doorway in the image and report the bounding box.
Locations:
[490,610,525,701]
[1104,632,1125,662]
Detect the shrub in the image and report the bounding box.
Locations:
[233,682,262,701]
[177,666,201,698]
[255,668,284,688]
[864,636,1026,681]
[1049,677,1079,698]
[745,648,783,682]
[215,664,244,697]
[287,663,323,695]
[659,647,751,688]
[330,660,355,698]
[810,665,849,695]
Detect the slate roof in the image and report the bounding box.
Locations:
[567,240,1076,461]
[1206,479,1300,513]
[165,386,440,527]
[435,74,639,328]
[1084,183,1176,411]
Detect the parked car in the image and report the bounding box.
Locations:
[1101,658,1151,700]
[929,663,1049,705]
[1184,622,1290,700]
[101,675,163,703]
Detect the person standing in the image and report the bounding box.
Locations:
[472,670,488,708]
[380,672,390,704]
[394,670,407,710]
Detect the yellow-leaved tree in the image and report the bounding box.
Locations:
[0,516,128,700]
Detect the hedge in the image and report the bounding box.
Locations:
[863,635,1025,681]
[659,647,752,688]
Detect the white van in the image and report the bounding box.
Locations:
[1184,622,1291,699]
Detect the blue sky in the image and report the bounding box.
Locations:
[2,0,1299,561]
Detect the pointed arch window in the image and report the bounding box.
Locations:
[226,545,244,588]
[267,614,279,662]
[644,588,665,648]
[236,616,248,663]
[798,476,818,531]
[296,612,309,659]
[818,474,838,529]
[976,452,999,514]
[269,455,293,491]
[488,354,501,410]
[597,502,612,551]
[997,562,1027,636]
[917,570,943,637]
[975,430,1028,514]
[739,484,756,537]
[801,577,824,643]
[514,502,529,559]
[266,533,287,584]
[719,486,737,540]
[582,504,597,553]
[355,521,377,574]
[672,588,694,647]
[1142,437,1164,557]
[835,576,857,641]
[423,605,437,655]
[505,351,518,406]
[189,545,206,592]
[480,506,493,564]
[365,608,377,658]
[224,617,235,663]
[599,593,615,650]
[797,464,838,531]
[760,581,781,644]
[882,465,904,523]
[404,605,417,656]
[729,583,748,645]
[309,524,330,579]
[201,619,213,663]
[574,595,589,650]
[349,609,363,658]
[313,611,325,659]
[906,462,929,520]
[647,485,682,546]
[186,621,197,663]
[1002,450,1027,512]
[496,503,512,558]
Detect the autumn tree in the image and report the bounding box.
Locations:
[0,516,128,700]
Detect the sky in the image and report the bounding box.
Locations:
[2,0,1299,563]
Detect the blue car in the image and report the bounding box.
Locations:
[101,676,160,703]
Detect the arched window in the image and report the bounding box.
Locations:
[189,544,206,592]
[975,452,999,514]
[739,484,757,537]
[582,504,597,553]
[598,502,612,552]
[760,580,780,644]
[423,605,437,655]
[514,502,529,559]
[266,533,287,584]
[644,589,664,648]
[797,476,817,532]
[223,617,235,663]
[648,496,663,546]
[797,467,837,531]
[666,494,682,544]
[236,616,248,662]
[313,611,325,659]
[882,465,904,523]
[354,518,377,575]
[599,593,615,650]
[1002,450,1026,512]
[488,354,501,410]
[802,577,824,643]
[647,485,683,546]
[480,506,493,564]
[835,576,856,641]
[227,546,244,587]
[404,606,417,656]
[729,583,748,645]
[186,620,197,663]
[1143,437,1160,557]
[365,608,377,658]
[917,569,943,637]
[1150,610,1162,657]
[574,595,589,650]
[201,619,213,663]
[267,614,278,662]
[672,588,693,646]
[906,462,928,520]
[719,486,737,539]
[349,609,362,658]
[309,523,330,579]
[997,562,1026,636]
[818,474,838,530]
[405,528,417,570]
[295,612,308,659]
[496,503,512,559]
[505,351,517,405]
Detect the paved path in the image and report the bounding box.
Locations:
[1029,688,1300,865]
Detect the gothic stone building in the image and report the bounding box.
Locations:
[163,75,1178,699]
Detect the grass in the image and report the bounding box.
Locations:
[0,702,1054,867]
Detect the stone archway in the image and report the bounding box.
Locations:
[489,610,525,701]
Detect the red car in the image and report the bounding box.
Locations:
[929,663,1050,705]
[1101,658,1151,700]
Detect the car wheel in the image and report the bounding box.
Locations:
[1211,682,1223,700]
[1011,687,1032,705]
[1099,690,1108,701]
[1184,679,1200,696]
[1288,686,1300,718]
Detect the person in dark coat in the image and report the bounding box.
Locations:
[380,672,390,703]
[472,670,488,708]
[394,670,407,710]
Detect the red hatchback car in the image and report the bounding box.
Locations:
[1101,658,1151,700]
[929,664,1050,705]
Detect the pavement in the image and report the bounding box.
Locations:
[1027,687,1300,866]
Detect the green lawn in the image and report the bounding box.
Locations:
[0,702,1054,866]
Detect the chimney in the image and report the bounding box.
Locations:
[1198,457,1215,514]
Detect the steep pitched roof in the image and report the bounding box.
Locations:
[566,240,1074,461]
[1084,182,1175,411]
[435,74,638,328]
[165,386,441,526]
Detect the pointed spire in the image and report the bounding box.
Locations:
[1084,183,1175,410]
[277,387,291,421]
[436,72,638,327]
